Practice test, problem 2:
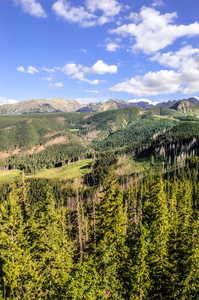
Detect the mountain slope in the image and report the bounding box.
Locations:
[0,98,83,115]
[171,100,199,116]
[1,97,199,115]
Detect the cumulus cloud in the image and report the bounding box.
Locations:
[62,63,80,75]
[110,45,199,96]
[17,66,39,74]
[52,0,97,27]
[150,45,199,69]
[106,42,120,51]
[110,70,181,97]
[14,0,47,18]
[62,60,117,84]
[85,60,117,75]
[72,71,99,84]
[151,45,199,94]
[110,6,199,54]
[129,98,159,105]
[0,97,18,105]
[125,12,141,23]
[52,0,122,27]
[86,0,122,17]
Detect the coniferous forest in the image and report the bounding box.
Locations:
[0,107,199,299]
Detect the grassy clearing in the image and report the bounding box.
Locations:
[32,159,93,180]
[117,155,162,176]
[0,169,22,182]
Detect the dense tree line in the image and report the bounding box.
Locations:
[0,142,91,174]
[0,156,199,299]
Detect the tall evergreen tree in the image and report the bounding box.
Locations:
[96,170,129,298]
[25,187,73,299]
[0,186,32,299]
[144,177,172,299]
[177,179,194,296]
[182,215,199,299]
[130,222,151,300]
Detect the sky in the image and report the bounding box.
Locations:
[1,0,199,105]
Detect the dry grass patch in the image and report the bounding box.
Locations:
[28,135,70,154]
[3,125,17,131]
[45,131,63,138]
[56,117,65,125]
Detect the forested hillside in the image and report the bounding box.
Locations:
[0,105,199,299]
[0,157,199,299]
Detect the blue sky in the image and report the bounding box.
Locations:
[1,0,199,105]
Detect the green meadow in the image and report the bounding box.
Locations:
[31,158,93,180]
[0,169,22,182]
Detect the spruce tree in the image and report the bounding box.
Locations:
[182,215,199,299]
[145,177,172,299]
[25,187,73,299]
[0,186,32,299]
[130,222,151,300]
[96,170,128,298]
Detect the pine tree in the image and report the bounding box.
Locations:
[96,170,129,298]
[97,170,126,257]
[167,179,180,298]
[130,222,151,300]
[145,177,172,299]
[25,187,73,299]
[69,255,99,300]
[0,186,32,299]
[177,179,194,296]
[182,215,199,299]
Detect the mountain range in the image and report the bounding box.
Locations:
[0,97,199,116]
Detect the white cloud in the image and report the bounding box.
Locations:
[27,66,39,74]
[62,60,117,84]
[106,42,120,51]
[129,98,159,105]
[85,60,117,75]
[62,63,80,75]
[52,0,122,27]
[86,0,122,17]
[110,70,181,97]
[151,46,199,94]
[42,67,56,73]
[0,97,18,105]
[125,12,141,23]
[54,82,63,87]
[62,64,99,84]
[110,6,199,54]
[73,72,99,84]
[152,0,165,7]
[14,0,47,18]
[110,46,199,96]
[151,45,199,69]
[17,66,25,72]
[17,65,39,74]
[52,0,97,27]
